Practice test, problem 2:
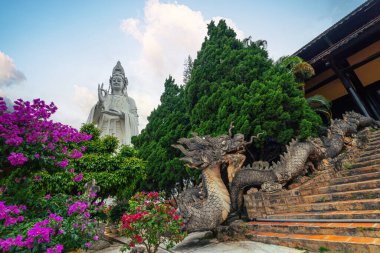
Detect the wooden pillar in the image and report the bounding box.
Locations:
[329,59,371,117]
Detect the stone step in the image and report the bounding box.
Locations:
[360,150,380,159]
[363,145,380,153]
[364,136,380,144]
[304,178,380,195]
[247,221,380,238]
[303,188,380,204]
[369,130,380,137]
[271,198,380,214]
[267,210,380,220]
[352,158,380,169]
[369,136,380,141]
[355,154,380,164]
[246,231,380,253]
[340,165,380,176]
[330,171,380,185]
[367,139,380,147]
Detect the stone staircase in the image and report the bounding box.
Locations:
[244,129,380,253]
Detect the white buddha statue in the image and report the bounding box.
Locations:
[87,61,139,145]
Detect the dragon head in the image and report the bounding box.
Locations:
[172,133,248,169]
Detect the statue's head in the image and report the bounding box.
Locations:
[110,61,128,94]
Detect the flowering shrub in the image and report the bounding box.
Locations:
[0,201,26,227]
[0,194,103,252]
[0,98,91,176]
[0,98,102,252]
[121,192,186,253]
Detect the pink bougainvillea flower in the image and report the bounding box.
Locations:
[72,173,83,182]
[68,201,87,216]
[7,152,28,166]
[71,149,83,159]
[57,158,69,168]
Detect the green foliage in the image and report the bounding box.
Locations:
[307,95,332,125]
[119,145,138,158]
[343,162,353,170]
[32,123,147,200]
[108,199,129,223]
[319,246,330,252]
[133,77,194,194]
[183,55,194,84]
[133,20,322,194]
[80,123,101,141]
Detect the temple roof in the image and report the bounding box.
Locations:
[294,0,380,70]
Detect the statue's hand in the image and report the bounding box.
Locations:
[98,83,107,103]
[103,109,125,118]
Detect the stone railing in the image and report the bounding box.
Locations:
[244,169,335,219]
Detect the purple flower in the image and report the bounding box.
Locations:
[69,168,74,173]
[84,212,90,219]
[33,175,42,182]
[58,158,68,168]
[34,153,40,159]
[73,223,78,228]
[45,194,51,200]
[49,213,63,221]
[46,244,64,253]
[72,173,83,182]
[56,244,64,253]
[0,97,7,111]
[81,146,86,152]
[0,201,26,227]
[94,235,99,241]
[68,201,87,216]
[85,242,91,248]
[71,149,83,159]
[7,152,28,166]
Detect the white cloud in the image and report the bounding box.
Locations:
[0,51,26,87]
[73,84,97,115]
[120,0,244,130]
[121,0,206,81]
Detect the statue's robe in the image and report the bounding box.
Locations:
[87,94,138,145]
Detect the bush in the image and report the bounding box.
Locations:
[0,98,102,252]
[0,193,104,252]
[120,192,186,253]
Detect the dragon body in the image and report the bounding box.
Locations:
[173,112,380,232]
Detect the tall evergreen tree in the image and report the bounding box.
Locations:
[133,20,322,194]
[183,55,194,85]
[133,76,193,194]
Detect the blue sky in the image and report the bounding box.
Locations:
[0,0,365,130]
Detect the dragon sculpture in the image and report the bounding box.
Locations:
[172,112,380,233]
